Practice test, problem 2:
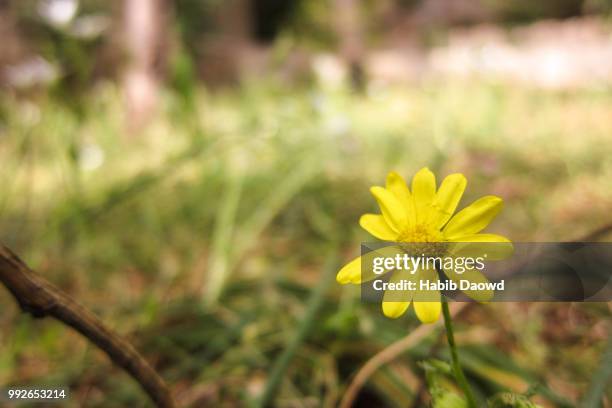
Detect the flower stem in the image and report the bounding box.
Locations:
[441,299,477,408]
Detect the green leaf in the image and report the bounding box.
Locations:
[420,359,468,408]
[434,392,468,408]
[488,392,543,408]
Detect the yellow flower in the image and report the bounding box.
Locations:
[337,168,511,323]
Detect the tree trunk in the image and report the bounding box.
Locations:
[335,0,365,90]
[123,0,164,133]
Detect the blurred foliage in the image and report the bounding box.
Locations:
[6,0,612,103]
[484,0,584,22]
[1,1,612,407]
[174,0,220,47]
[0,75,611,406]
[488,392,542,408]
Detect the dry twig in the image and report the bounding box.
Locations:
[339,303,468,408]
[0,244,176,408]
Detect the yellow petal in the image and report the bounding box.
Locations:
[370,186,408,232]
[447,233,511,243]
[360,214,398,241]
[413,266,441,323]
[387,171,417,225]
[443,196,503,239]
[382,269,417,303]
[385,171,410,199]
[447,234,513,260]
[338,246,403,284]
[382,301,411,319]
[411,167,436,223]
[336,256,360,284]
[414,301,441,323]
[443,267,494,302]
[432,173,467,228]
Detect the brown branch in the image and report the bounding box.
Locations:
[0,244,176,408]
[578,222,612,242]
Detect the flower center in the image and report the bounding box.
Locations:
[397,224,446,257]
[397,223,442,243]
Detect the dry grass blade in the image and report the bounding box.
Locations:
[339,303,468,408]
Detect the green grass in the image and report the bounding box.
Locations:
[0,78,611,407]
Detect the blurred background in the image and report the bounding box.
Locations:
[1,0,612,406]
